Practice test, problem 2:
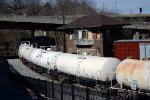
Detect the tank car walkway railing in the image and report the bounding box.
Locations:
[77,49,101,58]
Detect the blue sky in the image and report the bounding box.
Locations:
[95,0,150,14]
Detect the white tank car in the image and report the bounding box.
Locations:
[116,59,150,91]
[19,44,31,61]
[30,48,42,64]
[18,43,25,58]
[19,43,62,71]
[26,45,37,61]
[46,51,62,70]
[31,49,62,70]
[56,53,120,81]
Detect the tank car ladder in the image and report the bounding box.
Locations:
[46,57,51,74]
[76,60,82,84]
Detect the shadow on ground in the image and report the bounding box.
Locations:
[0,58,33,100]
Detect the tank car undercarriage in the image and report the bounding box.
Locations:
[19,57,150,99]
[20,57,113,91]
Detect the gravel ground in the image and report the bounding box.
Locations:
[7,59,52,81]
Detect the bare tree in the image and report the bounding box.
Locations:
[53,0,69,24]
[78,0,96,15]
[49,0,97,52]
[0,0,11,14]
[52,0,97,23]
[24,0,41,15]
[40,2,54,16]
[0,29,30,57]
[9,0,24,14]
[0,0,5,4]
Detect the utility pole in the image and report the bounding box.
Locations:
[63,13,66,53]
[62,0,66,53]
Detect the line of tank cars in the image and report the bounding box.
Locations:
[18,42,150,92]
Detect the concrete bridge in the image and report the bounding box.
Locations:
[0,14,77,31]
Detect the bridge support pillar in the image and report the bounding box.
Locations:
[46,31,49,37]
[31,30,35,38]
[44,31,49,37]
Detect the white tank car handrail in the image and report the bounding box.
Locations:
[40,45,57,51]
[40,46,51,50]
[51,46,56,51]
[77,49,101,59]
[21,41,30,45]
[31,43,37,48]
